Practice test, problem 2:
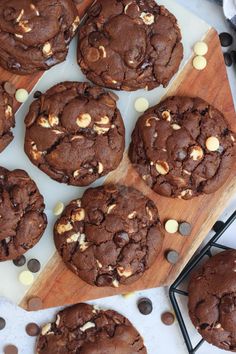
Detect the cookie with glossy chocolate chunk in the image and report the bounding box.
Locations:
[0,83,15,153]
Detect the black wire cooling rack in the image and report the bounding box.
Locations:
[169,210,236,354]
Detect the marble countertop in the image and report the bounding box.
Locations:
[0,1,235,353]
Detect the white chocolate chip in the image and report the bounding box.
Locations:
[15,88,29,103]
[128,211,137,219]
[171,124,181,130]
[140,12,155,25]
[107,204,116,214]
[190,146,204,161]
[30,143,42,160]
[53,201,64,216]
[41,323,52,336]
[112,279,119,288]
[57,222,73,234]
[79,233,89,252]
[134,97,149,112]
[76,113,91,128]
[99,45,107,58]
[30,4,40,16]
[96,116,110,125]
[145,116,159,127]
[146,206,153,220]
[155,161,169,175]
[43,42,53,57]
[15,34,23,38]
[66,233,80,243]
[165,219,179,234]
[72,16,80,32]
[38,117,51,128]
[180,189,193,198]
[193,56,207,70]
[117,266,132,278]
[48,115,59,127]
[183,170,191,175]
[80,322,95,332]
[193,41,208,56]
[18,20,32,33]
[93,125,110,134]
[19,271,34,286]
[96,259,103,268]
[214,323,222,329]
[5,105,12,118]
[55,315,60,327]
[76,199,81,207]
[162,111,171,121]
[231,134,235,142]
[71,208,85,222]
[98,162,104,174]
[206,136,220,151]
[16,9,24,23]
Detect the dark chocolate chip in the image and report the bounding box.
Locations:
[13,255,26,267]
[178,222,192,236]
[166,250,179,264]
[27,259,41,273]
[25,322,40,336]
[0,317,6,330]
[219,32,233,47]
[212,220,224,233]
[4,344,18,354]
[137,298,153,315]
[96,275,113,287]
[231,50,236,64]
[224,52,233,67]
[4,82,16,96]
[33,91,42,99]
[27,297,43,311]
[161,312,175,325]
[113,231,129,247]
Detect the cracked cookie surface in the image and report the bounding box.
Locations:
[24,82,125,186]
[77,0,183,91]
[54,184,163,287]
[0,0,79,75]
[0,83,15,153]
[0,167,47,261]
[188,250,236,352]
[129,96,236,199]
[37,303,147,354]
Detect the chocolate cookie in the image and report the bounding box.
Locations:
[54,184,163,287]
[129,96,236,199]
[0,167,47,261]
[0,83,15,153]
[0,0,79,75]
[188,250,236,352]
[37,303,147,354]
[77,0,183,91]
[24,82,125,186]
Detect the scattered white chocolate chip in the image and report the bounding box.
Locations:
[96,259,103,268]
[165,219,179,234]
[98,162,104,174]
[80,322,95,332]
[15,88,29,103]
[53,201,64,216]
[231,134,235,142]
[206,136,220,151]
[72,16,80,32]
[96,116,110,125]
[145,116,159,127]
[171,124,181,130]
[134,97,149,112]
[55,315,60,327]
[214,323,222,329]
[107,204,116,214]
[16,9,24,23]
[66,233,80,244]
[190,146,204,161]
[15,34,23,39]
[43,42,53,57]
[155,161,169,175]
[38,117,50,128]
[57,222,73,234]
[30,4,40,16]
[192,56,207,71]
[99,45,107,58]
[117,266,132,278]
[193,41,208,56]
[180,189,193,198]
[128,211,137,219]
[162,111,171,121]
[79,233,89,252]
[19,271,34,286]
[71,208,85,222]
[76,113,91,128]
[48,115,59,127]
[18,20,32,33]
[146,206,153,221]
[140,12,155,25]
[41,323,53,336]
[93,125,110,134]
[5,105,12,118]
[30,143,42,160]
[112,279,119,288]
[122,292,135,299]
[183,170,191,176]
[76,199,81,207]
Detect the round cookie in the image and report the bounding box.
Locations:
[37,303,147,354]
[0,83,15,153]
[54,184,163,287]
[0,0,79,75]
[77,0,183,91]
[0,167,47,261]
[24,82,125,186]
[129,96,236,199]
[188,250,236,352]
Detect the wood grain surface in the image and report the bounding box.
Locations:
[18,26,236,310]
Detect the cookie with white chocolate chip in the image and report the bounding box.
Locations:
[0,167,47,261]
[24,82,125,186]
[0,82,15,153]
[77,0,183,91]
[37,303,147,354]
[188,250,236,351]
[0,0,79,75]
[129,96,236,199]
[54,184,163,287]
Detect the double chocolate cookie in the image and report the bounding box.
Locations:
[24,82,125,186]
[0,0,79,75]
[37,303,147,354]
[54,184,163,287]
[0,83,15,153]
[188,250,236,352]
[0,167,47,261]
[129,96,236,199]
[77,0,183,91]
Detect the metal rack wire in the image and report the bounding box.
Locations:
[169,210,236,354]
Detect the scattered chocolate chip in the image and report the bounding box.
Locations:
[13,255,26,267]
[0,317,6,330]
[178,222,192,236]
[27,259,41,273]
[219,32,233,47]
[33,91,42,99]
[4,82,16,96]
[166,250,179,264]
[4,344,18,354]
[224,52,233,67]
[161,312,175,325]
[25,322,40,336]
[113,231,129,247]
[27,296,43,311]
[212,220,224,233]
[231,50,236,64]
[137,298,153,315]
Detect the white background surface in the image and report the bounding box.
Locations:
[0,0,235,353]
